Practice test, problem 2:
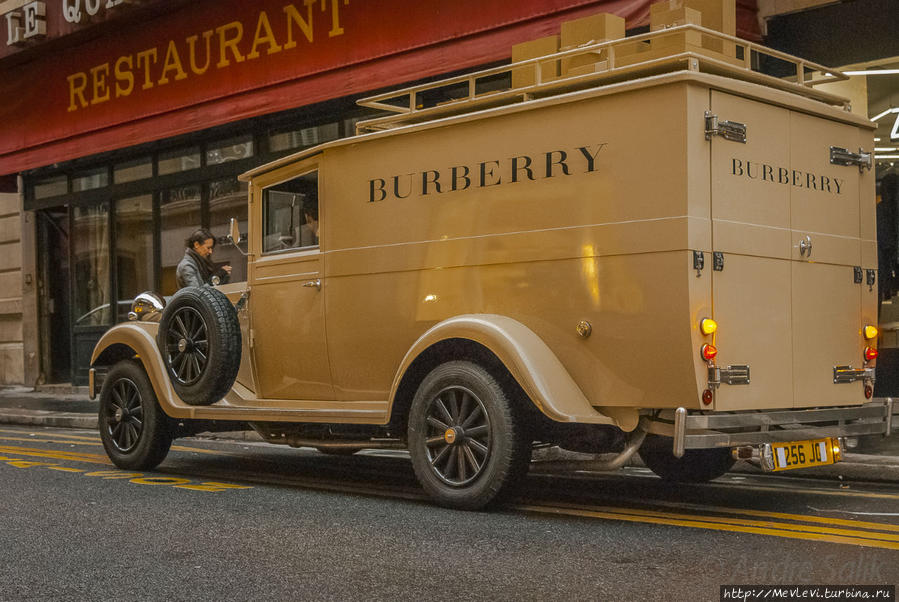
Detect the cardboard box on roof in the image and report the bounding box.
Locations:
[649,0,737,58]
[559,13,624,76]
[511,35,560,88]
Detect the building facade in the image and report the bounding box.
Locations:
[0,0,792,387]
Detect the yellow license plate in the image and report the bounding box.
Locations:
[771,438,835,471]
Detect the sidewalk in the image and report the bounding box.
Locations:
[1,385,898,483]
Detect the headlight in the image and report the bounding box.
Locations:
[128,292,166,321]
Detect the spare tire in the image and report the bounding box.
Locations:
[157,286,241,406]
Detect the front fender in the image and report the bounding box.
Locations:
[389,314,638,430]
[90,322,193,419]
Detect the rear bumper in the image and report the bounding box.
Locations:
[640,398,894,457]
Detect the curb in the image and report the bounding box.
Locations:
[0,410,97,430]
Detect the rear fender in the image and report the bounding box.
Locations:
[389,314,637,430]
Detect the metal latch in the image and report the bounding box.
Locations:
[830,146,872,172]
[833,366,875,384]
[709,364,751,386]
[705,111,747,143]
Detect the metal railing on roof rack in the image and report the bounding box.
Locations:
[356,24,850,134]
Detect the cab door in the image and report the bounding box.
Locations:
[249,167,334,400]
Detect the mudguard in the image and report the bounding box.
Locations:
[90,322,194,419]
[389,314,639,431]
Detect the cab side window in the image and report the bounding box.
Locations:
[262,170,319,253]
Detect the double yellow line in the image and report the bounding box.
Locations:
[3,430,898,550]
[512,501,899,550]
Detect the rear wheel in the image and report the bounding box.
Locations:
[638,434,735,482]
[98,360,173,470]
[407,361,531,510]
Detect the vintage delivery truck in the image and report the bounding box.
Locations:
[89,3,894,509]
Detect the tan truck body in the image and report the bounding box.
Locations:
[90,11,894,507]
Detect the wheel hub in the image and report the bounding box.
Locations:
[444,426,463,445]
[177,338,189,353]
[114,407,124,423]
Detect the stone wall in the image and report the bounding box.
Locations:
[0,192,23,384]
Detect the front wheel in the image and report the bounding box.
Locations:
[407,361,532,510]
[98,360,173,470]
[638,434,735,483]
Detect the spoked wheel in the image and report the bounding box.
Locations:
[422,385,492,487]
[408,361,532,510]
[98,360,173,470]
[164,305,208,387]
[104,377,145,454]
[157,286,241,406]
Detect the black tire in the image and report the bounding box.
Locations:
[157,286,241,406]
[407,361,532,510]
[638,434,735,483]
[98,359,173,470]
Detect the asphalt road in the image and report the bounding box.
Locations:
[1,425,897,601]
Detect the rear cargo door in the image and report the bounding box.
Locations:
[710,90,864,410]
[709,91,794,410]
[789,112,862,407]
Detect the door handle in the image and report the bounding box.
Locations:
[302,279,321,290]
[799,235,812,258]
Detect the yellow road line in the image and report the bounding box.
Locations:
[0,445,111,464]
[566,503,899,543]
[0,433,232,456]
[623,498,899,534]
[549,471,899,501]
[513,504,899,550]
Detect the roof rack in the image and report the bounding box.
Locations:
[356,24,850,134]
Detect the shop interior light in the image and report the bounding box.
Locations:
[700,318,718,335]
[701,344,717,361]
[864,325,878,340]
[865,347,879,361]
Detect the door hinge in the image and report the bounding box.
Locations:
[705,111,747,143]
[709,364,751,386]
[830,146,872,172]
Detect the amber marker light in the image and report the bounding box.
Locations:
[864,325,878,340]
[831,438,843,462]
[864,347,879,362]
[700,318,718,336]
[701,344,718,361]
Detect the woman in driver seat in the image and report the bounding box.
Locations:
[176,228,232,288]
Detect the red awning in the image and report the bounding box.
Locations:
[0,0,760,176]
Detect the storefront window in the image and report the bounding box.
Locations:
[72,167,109,192]
[209,178,249,282]
[269,122,339,153]
[207,136,254,165]
[72,204,111,326]
[33,175,68,199]
[158,147,201,175]
[115,195,154,321]
[114,157,153,184]
[160,185,201,295]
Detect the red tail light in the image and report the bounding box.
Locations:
[864,347,878,362]
[701,344,718,361]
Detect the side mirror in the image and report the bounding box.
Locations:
[228,217,242,245]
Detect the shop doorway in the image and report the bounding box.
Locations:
[37,208,71,384]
